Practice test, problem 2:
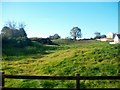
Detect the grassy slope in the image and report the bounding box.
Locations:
[1,40,120,88]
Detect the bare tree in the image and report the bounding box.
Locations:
[6,21,16,30]
[2,21,27,38]
[18,23,27,37]
[19,23,26,29]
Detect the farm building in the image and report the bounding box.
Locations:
[106,32,115,39]
[109,34,120,44]
[114,34,120,43]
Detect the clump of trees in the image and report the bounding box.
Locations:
[1,21,31,47]
[94,32,106,39]
[30,37,53,45]
[49,34,61,40]
[70,27,82,40]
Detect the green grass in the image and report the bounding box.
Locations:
[1,39,120,88]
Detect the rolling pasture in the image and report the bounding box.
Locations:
[1,39,120,88]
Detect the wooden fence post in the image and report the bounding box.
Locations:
[2,71,4,88]
[76,73,80,89]
[0,72,2,87]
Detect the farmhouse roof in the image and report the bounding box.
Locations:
[116,34,120,39]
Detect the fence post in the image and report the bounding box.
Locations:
[0,72,2,87]
[76,73,80,89]
[2,71,4,88]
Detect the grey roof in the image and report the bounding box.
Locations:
[116,34,120,39]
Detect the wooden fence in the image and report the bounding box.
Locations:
[0,71,120,90]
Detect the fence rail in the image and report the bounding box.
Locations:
[0,71,120,89]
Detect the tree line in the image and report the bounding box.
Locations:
[1,21,106,47]
[0,22,82,47]
[1,21,31,47]
[1,22,27,39]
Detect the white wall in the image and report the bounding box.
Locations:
[106,32,114,39]
[114,35,120,43]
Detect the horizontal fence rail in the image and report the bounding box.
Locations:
[0,71,120,90]
[3,74,120,80]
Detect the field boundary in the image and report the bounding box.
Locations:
[0,71,120,89]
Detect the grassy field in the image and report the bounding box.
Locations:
[1,39,120,88]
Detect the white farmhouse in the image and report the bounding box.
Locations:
[114,34,120,43]
[106,32,115,39]
[109,34,120,44]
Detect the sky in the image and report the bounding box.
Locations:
[0,1,119,39]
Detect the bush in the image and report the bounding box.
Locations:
[49,34,61,40]
[30,37,54,45]
[2,36,32,48]
[15,37,32,47]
